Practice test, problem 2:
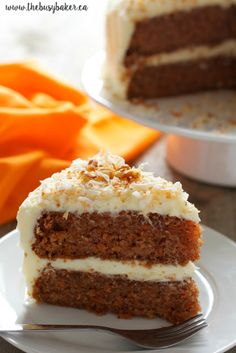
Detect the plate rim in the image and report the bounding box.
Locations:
[0,226,236,353]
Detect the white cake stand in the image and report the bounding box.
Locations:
[81,51,236,187]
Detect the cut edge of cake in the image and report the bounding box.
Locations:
[105,0,236,99]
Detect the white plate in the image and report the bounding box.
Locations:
[81,51,236,143]
[0,227,236,353]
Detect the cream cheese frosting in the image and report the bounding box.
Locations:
[105,0,236,98]
[18,151,200,222]
[17,152,200,294]
[23,253,196,295]
[136,40,236,68]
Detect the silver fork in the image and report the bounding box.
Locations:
[0,314,207,349]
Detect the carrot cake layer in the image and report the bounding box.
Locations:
[128,55,236,99]
[125,5,236,59]
[33,211,201,264]
[33,268,200,324]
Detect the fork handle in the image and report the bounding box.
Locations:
[0,323,120,334]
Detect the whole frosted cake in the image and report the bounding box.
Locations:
[105,0,236,99]
[17,152,202,324]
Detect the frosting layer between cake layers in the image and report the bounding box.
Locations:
[22,253,196,295]
[126,40,236,71]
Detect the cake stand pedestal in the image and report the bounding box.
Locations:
[81,51,236,187]
[167,136,236,187]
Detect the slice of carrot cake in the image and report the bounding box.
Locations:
[17,152,202,324]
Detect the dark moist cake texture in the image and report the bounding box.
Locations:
[128,56,236,99]
[33,211,202,264]
[125,5,236,59]
[33,267,200,324]
[121,4,236,99]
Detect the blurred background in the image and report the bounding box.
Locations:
[0,0,107,86]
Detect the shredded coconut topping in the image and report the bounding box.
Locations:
[78,154,142,186]
[19,152,200,222]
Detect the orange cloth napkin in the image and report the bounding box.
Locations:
[0,63,160,224]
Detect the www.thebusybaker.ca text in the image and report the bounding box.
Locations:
[5,2,88,13]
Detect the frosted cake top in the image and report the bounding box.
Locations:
[18,152,200,222]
